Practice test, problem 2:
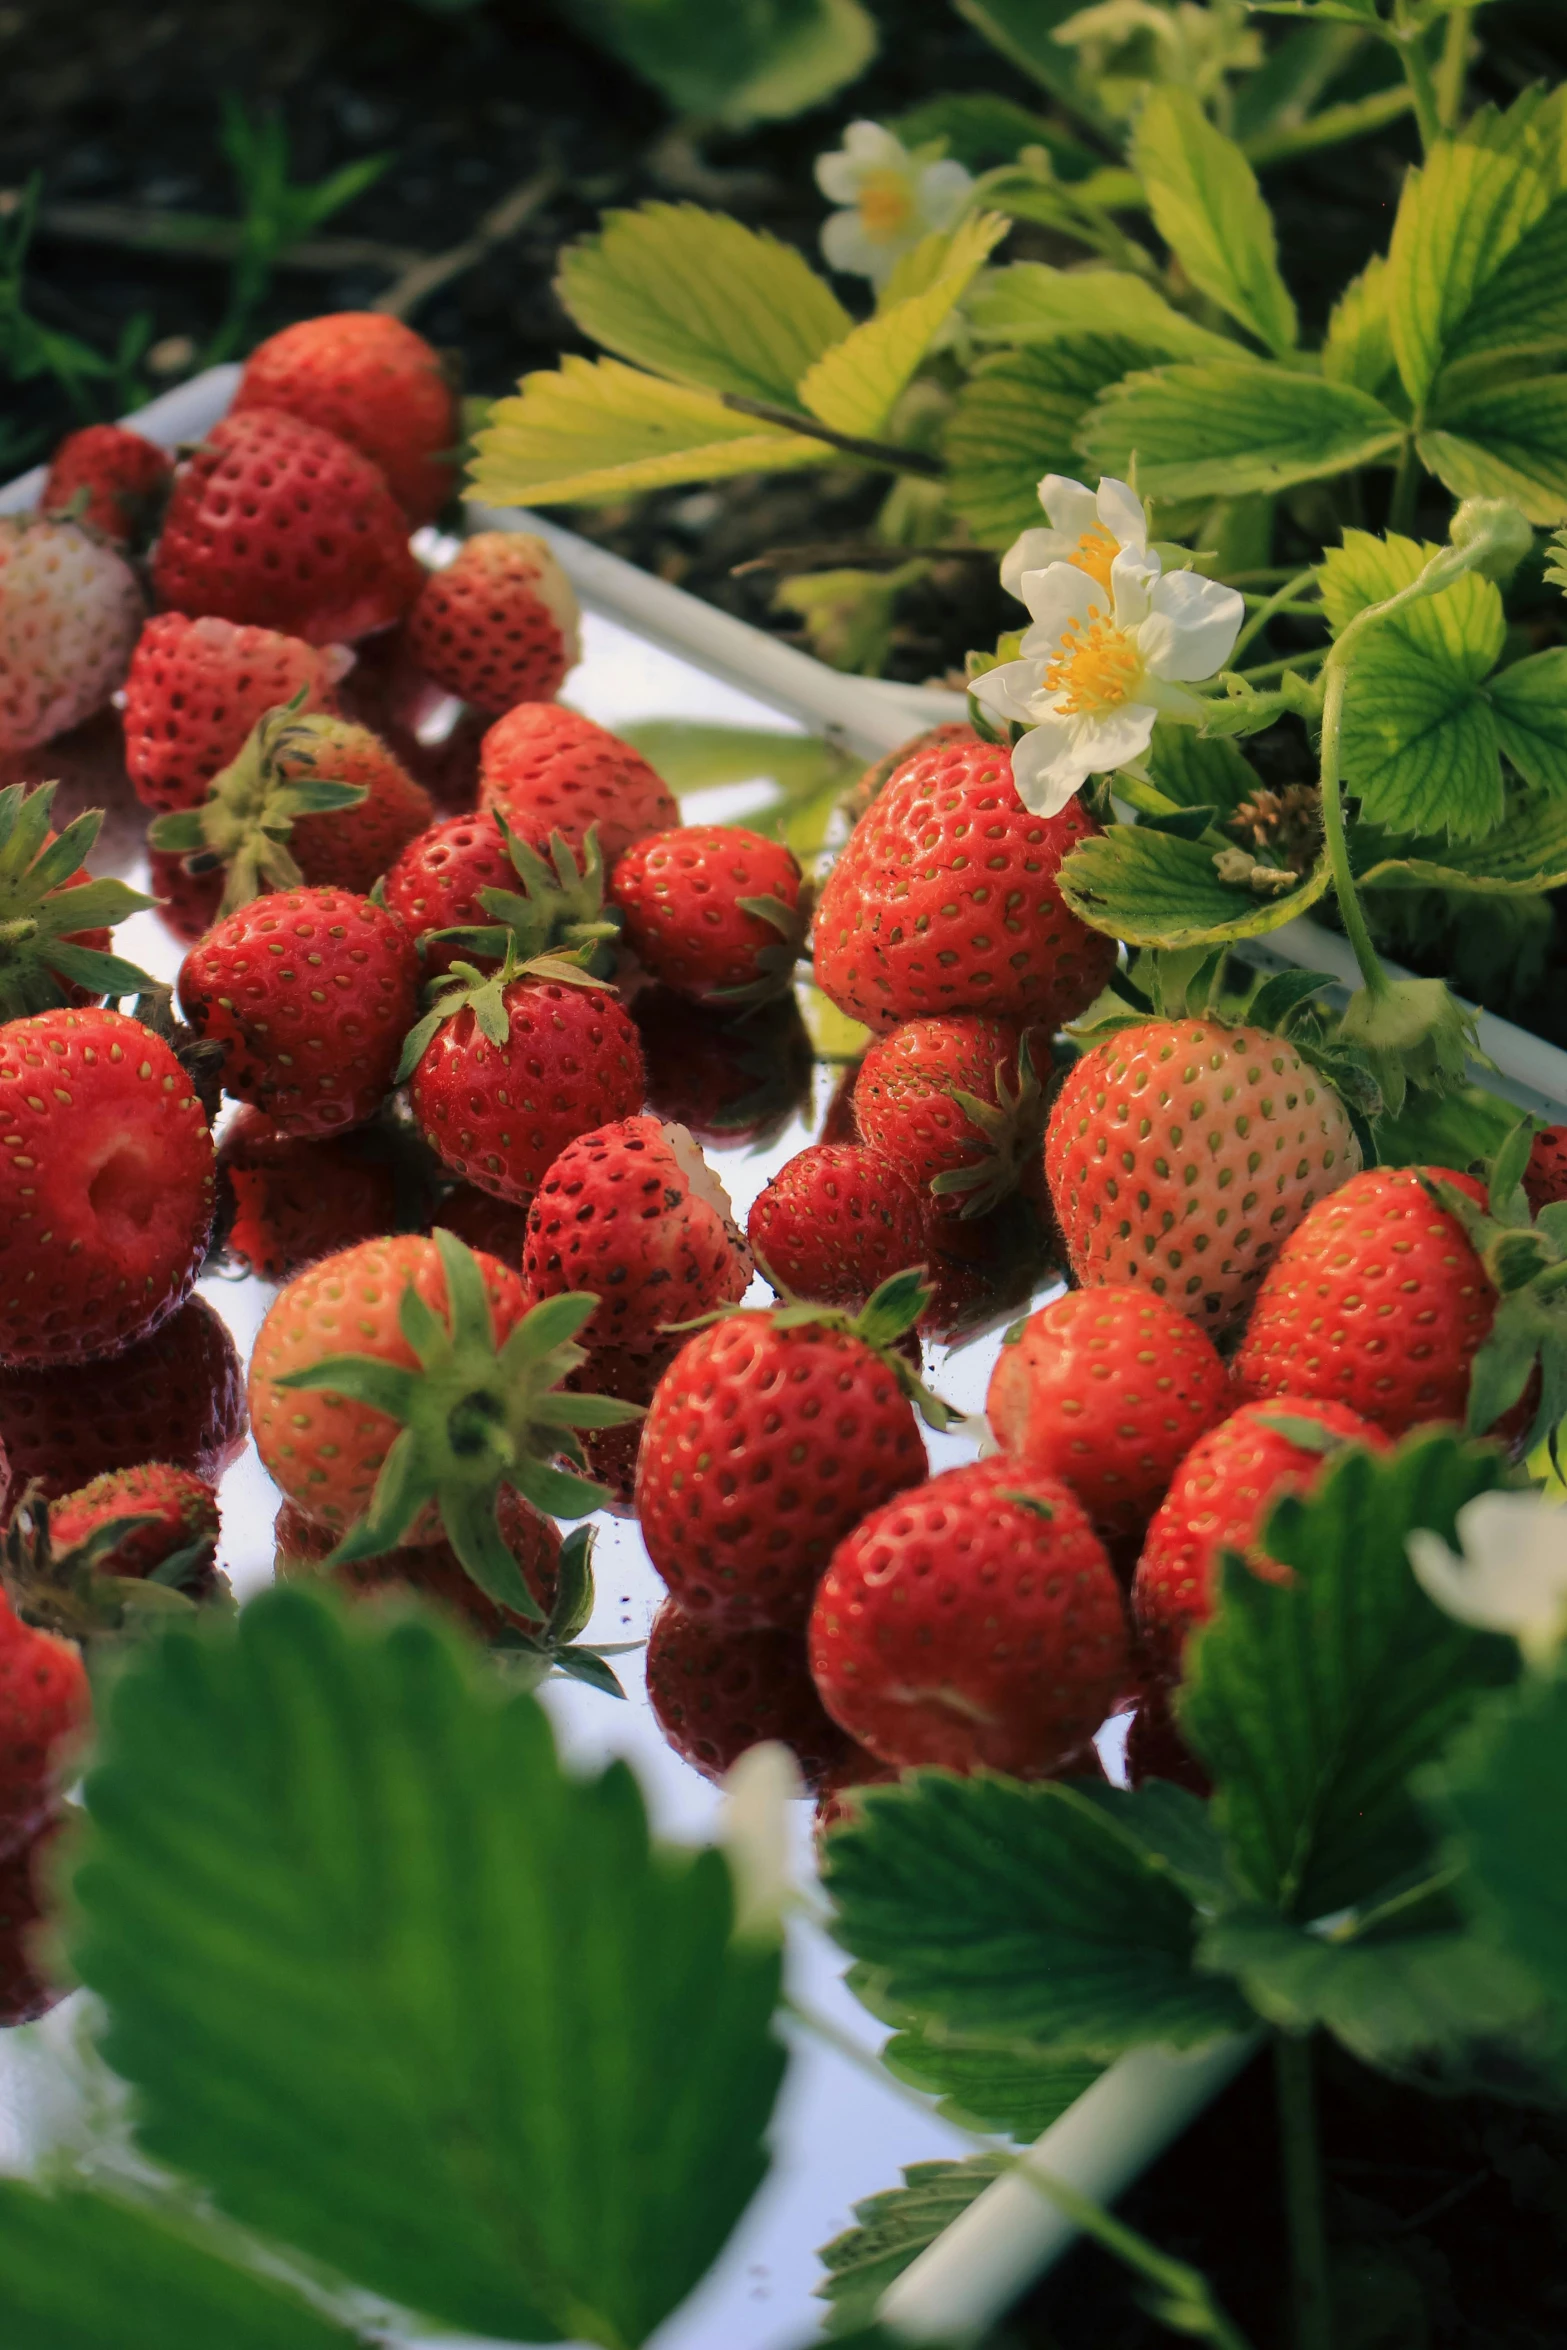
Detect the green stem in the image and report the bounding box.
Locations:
[1436,7,1473,131]
[719,392,945,480]
[1275,2035,1333,2350]
[1389,434,1420,535]
[1393,4,1443,154]
[1243,84,1415,169]
[1317,660,1387,998]
[1236,646,1329,683]
[1232,571,1322,660]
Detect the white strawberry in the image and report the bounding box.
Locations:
[0,517,144,752]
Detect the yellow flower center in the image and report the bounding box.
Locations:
[1044,608,1143,715]
[858,168,916,243]
[1069,523,1120,594]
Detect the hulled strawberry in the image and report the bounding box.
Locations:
[49,1463,220,1590]
[522,1115,752,1351]
[0,515,143,753]
[234,312,459,526]
[636,986,813,1149]
[274,1490,560,1638]
[402,949,646,1205]
[635,1272,946,1631]
[1134,1399,1389,1680]
[985,1286,1229,1544]
[153,407,421,644]
[0,1821,66,2026]
[0,1596,89,1858]
[854,1013,1045,1219]
[0,1008,215,1365]
[0,780,155,1019]
[179,886,419,1137]
[645,1600,851,1789]
[1046,1018,1361,1335]
[42,422,172,550]
[747,1142,927,1309]
[122,612,343,815]
[0,1295,246,1509]
[406,532,581,712]
[609,825,808,1006]
[1231,1166,1496,1436]
[217,1107,404,1281]
[813,732,1115,1032]
[478,703,678,865]
[150,704,431,914]
[384,812,620,981]
[250,1231,643,1610]
[808,1457,1130,1777]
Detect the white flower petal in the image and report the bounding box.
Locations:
[1070,701,1159,775]
[720,1742,805,1945]
[1017,559,1106,637]
[1038,475,1100,540]
[821,210,880,279]
[845,120,905,165]
[919,158,975,228]
[971,658,1045,727]
[1139,673,1211,724]
[1140,571,1246,682]
[816,153,862,204]
[1001,527,1075,601]
[1096,475,1149,550]
[1408,1491,1567,1661]
[1109,545,1160,630]
[1011,701,1156,812]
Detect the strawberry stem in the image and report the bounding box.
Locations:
[1274,2033,1333,2350]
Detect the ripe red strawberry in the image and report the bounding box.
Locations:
[383,811,621,982]
[635,986,812,1148]
[0,779,153,1020]
[1524,1126,1567,1215]
[336,625,487,809]
[1134,1399,1389,1680]
[635,1274,945,1631]
[479,703,678,866]
[384,811,516,974]
[814,1742,900,1835]
[523,1115,752,1351]
[840,720,978,827]
[1046,1019,1362,1336]
[50,1462,220,1588]
[153,407,421,644]
[1231,1166,1496,1435]
[234,312,459,526]
[178,886,420,1137]
[645,1600,851,1789]
[273,1490,560,1639]
[42,423,173,549]
[813,732,1115,1033]
[406,532,580,713]
[434,1183,532,1271]
[0,1007,215,1365]
[0,1819,66,2025]
[0,1596,88,1858]
[808,1457,1130,1777]
[747,1142,927,1308]
[403,954,646,1205]
[250,1231,641,1594]
[0,515,144,753]
[217,1107,403,1281]
[985,1286,1229,1544]
[0,1294,246,1510]
[854,1013,1045,1220]
[148,846,222,945]
[122,612,343,815]
[609,825,808,1006]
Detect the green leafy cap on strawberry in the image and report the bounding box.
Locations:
[1425,1121,1567,1451]
[933,1028,1046,1219]
[711,883,813,1012]
[715,1261,958,1431]
[395,936,611,1084]
[147,694,369,917]
[0,780,157,1017]
[428,818,623,978]
[487,1523,641,1701]
[272,1229,646,1614]
[2,1490,218,1644]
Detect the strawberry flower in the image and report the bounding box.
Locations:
[816,122,973,287]
[1408,1491,1567,1666]
[975,475,1244,817]
[1000,472,1150,603]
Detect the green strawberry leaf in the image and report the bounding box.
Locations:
[945,337,1158,548]
[1079,361,1404,503]
[880,2031,1099,2141]
[816,2156,1010,2338]
[1056,823,1331,949]
[69,1585,787,2350]
[1133,87,1296,357]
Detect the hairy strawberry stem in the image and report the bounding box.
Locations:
[1275,2033,1333,2350]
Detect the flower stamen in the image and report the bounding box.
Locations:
[1069,524,1120,594]
[1043,612,1143,715]
[857,169,917,243]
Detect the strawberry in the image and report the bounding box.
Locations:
[152,407,421,645]
[645,1600,851,1789]
[915,1197,1057,1344]
[839,720,978,828]
[985,1286,1229,1544]
[178,885,420,1137]
[635,1271,947,1632]
[434,1183,533,1271]
[808,1457,1130,1777]
[1046,1018,1362,1336]
[0,780,155,1019]
[608,825,808,1006]
[636,986,812,1149]
[150,704,432,915]
[406,532,581,713]
[0,1008,215,1365]
[217,1107,404,1281]
[560,1340,674,1513]
[402,950,646,1206]
[48,1461,219,1585]
[814,1742,900,1835]
[522,1115,752,1352]
[383,811,515,974]
[249,1231,642,1606]
[854,1013,1045,1220]
[148,846,223,946]
[0,1820,66,2026]
[384,813,621,982]
[234,312,459,526]
[336,626,487,810]
[1524,1126,1567,1215]
[1123,1684,1210,1797]
[813,732,1115,1033]
[122,612,342,815]
[42,423,173,550]
[1134,1399,1389,1680]
[478,703,678,866]
[1231,1166,1496,1437]
[0,1294,246,1509]
[273,1490,560,1637]
[0,515,143,753]
[747,1142,927,1309]
[0,1595,89,1858]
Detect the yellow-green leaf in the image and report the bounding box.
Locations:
[557,203,851,406]
[946,338,1155,547]
[1418,377,1567,525]
[1321,253,1396,397]
[797,211,1009,439]
[468,355,834,507]
[1057,824,1331,948]
[1360,792,1567,893]
[1133,87,1297,358]
[1080,361,1403,501]
[1318,529,1505,681]
[966,262,1237,361]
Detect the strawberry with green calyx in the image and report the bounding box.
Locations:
[0,780,157,1017]
[261,1229,645,1617]
[1421,1119,1567,1453]
[149,696,430,917]
[608,824,809,1009]
[415,818,623,980]
[1,1488,220,1652]
[854,1015,1046,1221]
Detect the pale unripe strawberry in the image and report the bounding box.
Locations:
[0,517,143,752]
[407,533,581,715]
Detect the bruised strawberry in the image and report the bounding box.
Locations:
[645,1600,851,1789]
[406,532,580,712]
